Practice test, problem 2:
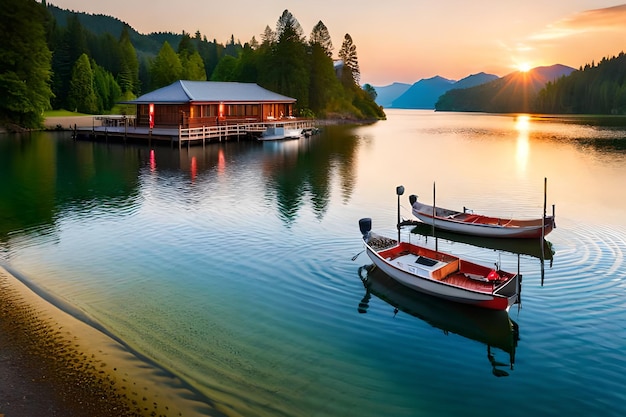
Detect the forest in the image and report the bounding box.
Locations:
[0,0,384,129]
[534,53,626,114]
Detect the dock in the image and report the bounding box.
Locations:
[73,116,316,148]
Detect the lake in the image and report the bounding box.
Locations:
[1,110,625,417]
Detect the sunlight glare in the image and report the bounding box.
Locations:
[518,62,531,72]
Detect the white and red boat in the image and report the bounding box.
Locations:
[358,186,520,311]
[409,194,555,239]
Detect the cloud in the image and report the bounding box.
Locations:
[530,4,626,41]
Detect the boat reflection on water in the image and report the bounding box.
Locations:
[357,264,520,377]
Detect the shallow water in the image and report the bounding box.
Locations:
[1,110,626,416]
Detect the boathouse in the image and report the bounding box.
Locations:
[129,80,297,129]
[76,81,313,147]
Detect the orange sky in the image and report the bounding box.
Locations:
[48,1,626,86]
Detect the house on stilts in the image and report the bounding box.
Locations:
[75,80,315,147]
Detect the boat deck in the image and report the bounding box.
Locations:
[441,273,495,293]
[372,236,514,295]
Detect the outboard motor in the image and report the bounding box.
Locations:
[359,218,372,240]
[409,194,417,206]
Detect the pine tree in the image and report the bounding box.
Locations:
[181,51,207,81]
[118,26,139,94]
[150,41,182,89]
[339,33,360,87]
[67,53,98,113]
[308,21,342,115]
[310,21,333,58]
[0,0,53,128]
[264,10,310,109]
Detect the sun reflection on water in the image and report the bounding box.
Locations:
[515,115,530,173]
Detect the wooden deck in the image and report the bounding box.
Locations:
[73,118,316,148]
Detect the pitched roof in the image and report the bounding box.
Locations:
[127,80,296,104]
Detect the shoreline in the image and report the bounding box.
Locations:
[0,114,378,135]
[0,265,223,417]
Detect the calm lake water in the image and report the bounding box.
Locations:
[1,110,626,416]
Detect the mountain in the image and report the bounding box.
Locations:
[376,72,499,110]
[391,76,455,109]
[435,64,575,113]
[453,72,499,90]
[372,82,411,107]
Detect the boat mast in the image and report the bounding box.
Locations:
[541,177,547,258]
[433,182,438,252]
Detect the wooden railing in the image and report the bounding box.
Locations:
[178,120,315,144]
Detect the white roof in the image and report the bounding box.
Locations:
[128,80,296,104]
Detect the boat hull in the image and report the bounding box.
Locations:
[364,242,518,311]
[412,201,555,239]
[258,125,303,141]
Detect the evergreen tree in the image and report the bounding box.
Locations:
[339,33,360,87]
[92,59,122,112]
[177,31,196,56]
[116,26,139,94]
[235,43,258,83]
[363,84,377,101]
[150,41,182,89]
[310,21,333,58]
[264,10,310,110]
[210,55,237,81]
[181,51,207,80]
[67,53,98,113]
[224,34,242,57]
[261,25,276,47]
[308,21,342,115]
[0,0,53,128]
[50,14,88,109]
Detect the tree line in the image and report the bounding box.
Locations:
[0,0,384,129]
[535,52,626,114]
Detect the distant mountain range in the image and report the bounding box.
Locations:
[373,65,574,111]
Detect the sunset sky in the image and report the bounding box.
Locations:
[49,0,626,86]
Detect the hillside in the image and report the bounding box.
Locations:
[435,64,575,113]
[47,5,180,58]
[453,72,499,90]
[535,53,626,114]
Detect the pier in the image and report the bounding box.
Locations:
[74,117,316,148]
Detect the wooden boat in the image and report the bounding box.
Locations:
[409,194,555,239]
[358,186,520,311]
[357,265,519,375]
[403,221,554,261]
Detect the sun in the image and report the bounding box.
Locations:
[518,62,532,73]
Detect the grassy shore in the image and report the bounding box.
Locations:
[0,266,220,417]
[43,110,99,130]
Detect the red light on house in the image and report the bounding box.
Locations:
[218,149,225,174]
[149,103,154,129]
[150,149,156,172]
[190,156,197,182]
